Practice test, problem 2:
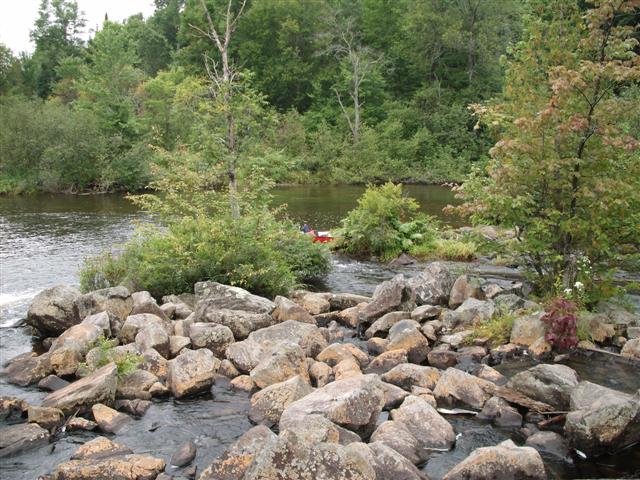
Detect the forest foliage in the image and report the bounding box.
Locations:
[1,0,523,193]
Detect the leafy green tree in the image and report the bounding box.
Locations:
[458,0,640,294]
[30,0,86,98]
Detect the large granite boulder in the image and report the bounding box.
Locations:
[621,338,640,359]
[364,311,411,339]
[359,275,416,324]
[116,369,159,400]
[386,320,429,364]
[371,395,455,464]
[510,312,546,346]
[42,363,118,414]
[199,425,278,480]
[408,262,455,306]
[226,320,327,373]
[26,285,81,337]
[52,453,165,479]
[194,281,275,313]
[3,352,53,386]
[448,275,482,309]
[316,343,369,368]
[249,375,313,426]
[130,290,168,321]
[564,381,640,456]
[243,430,374,480]
[250,344,310,388]
[442,439,546,480]
[74,286,133,322]
[273,295,315,323]
[0,423,49,458]
[167,348,220,398]
[433,367,491,409]
[507,364,579,410]
[381,364,441,391]
[188,322,234,357]
[348,441,427,480]
[194,306,274,340]
[280,374,385,438]
[118,313,171,344]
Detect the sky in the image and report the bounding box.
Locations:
[0,0,156,54]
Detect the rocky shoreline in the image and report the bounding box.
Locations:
[1,262,639,479]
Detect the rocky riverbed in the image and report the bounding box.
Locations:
[1,262,639,479]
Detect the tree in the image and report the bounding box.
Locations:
[321,14,382,143]
[30,0,86,98]
[458,0,640,294]
[189,0,247,219]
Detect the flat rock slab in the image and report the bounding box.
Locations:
[0,423,50,458]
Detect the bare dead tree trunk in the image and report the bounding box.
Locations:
[191,0,246,220]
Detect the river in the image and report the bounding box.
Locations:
[1,186,639,479]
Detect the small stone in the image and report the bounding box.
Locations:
[477,396,523,427]
[28,406,65,430]
[37,375,70,392]
[218,359,240,378]
[92,403,131,434]
[230,375,255,393]
[171,440,197,467]
[66,417,98,431]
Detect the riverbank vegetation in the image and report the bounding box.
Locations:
[1,0,523,193]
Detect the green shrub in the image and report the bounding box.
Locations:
[78,336,142,378]
[337,182,438,260]
[467,313,516,347]
[410,238,477,261]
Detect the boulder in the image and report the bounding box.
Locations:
[27,405,64,429]
[167,348,220,398]
[273,296,315,323]
[507,364,579,410]
[411,304,442,322]
[381,364,441,391]
[371,396,455,464]
[448,275,482,309]
[477,396,523,427]
[564,381,640,455]
[473,364,508,386]
[66,417,98,432]
[130,290,168,321]
[188,322,234,357]
[280,374,385,438]
[139,347,168,381]
[219,359,240,378]
[621,337,640,359]
[116,370,158,400]
[427,347,458,370]
[194,306,274,340]
[226,320,327,373]
[74,286,133,322]
[433,367,491,409]
[243,430,373,480]
[199,425,277,480]
[386,321,429,364]
[92,403,131,434]
[0,397,28,420]
[597,301,640,335]
[448,298,495,329]
[333,358,362,380]
[170,440,197,467]
[3,352,53,386]
[194,281,275,313]
[249,375,313,426]
[135,323,170,359]
[367,337,389,356]
[510,312,546,346]
[442,439,546,480]
[169,335,191,357]
[328,293,371,311]
[365,311,411,339]
[309,361,333,387]
[42,363,118,414]
[0,423,49,458]
[81,311,112,337]
[26,285,82,337]
[365,349,408,374]
[362,441,427,480]
[280,413,360,446]
[291,291,331,315]
[231,375,256,393]
[317,343,368,368]
[525,431,570,460]
[49,346,84,377]
[360,275,416,324]
[52,454,165,480]
[439,330,474,348]
[114,398,152,417]
[250,344,310,388]
[70,436,132,459]
[118,313,170,344]
[408,262,455,306]
[381,382,410,410]
[337,303,368,328]
[37,374,70,392]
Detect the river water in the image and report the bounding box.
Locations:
[1,187,639,479]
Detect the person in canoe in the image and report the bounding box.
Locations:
[301,222,314,235]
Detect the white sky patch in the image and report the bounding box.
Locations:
[0,0,156,54]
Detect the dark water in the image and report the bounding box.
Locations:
[1,187,639,479]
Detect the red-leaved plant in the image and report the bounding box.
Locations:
[541,297,578,350]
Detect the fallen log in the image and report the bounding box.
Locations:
[480,382,554,412]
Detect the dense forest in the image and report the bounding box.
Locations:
[0,0,524,193]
